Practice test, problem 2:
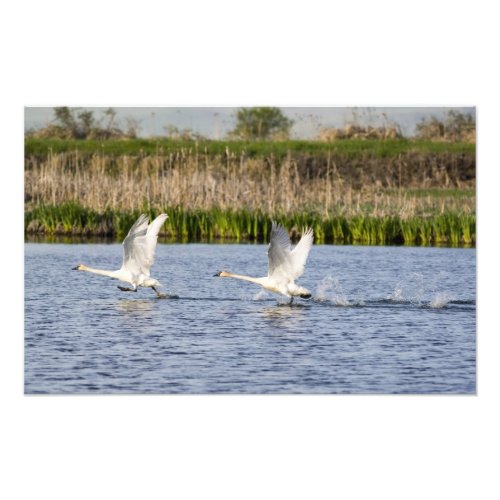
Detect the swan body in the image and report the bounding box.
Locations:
[215,222,314,300]
[73,213,168,297]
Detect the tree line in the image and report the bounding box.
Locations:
[26,107,475,142]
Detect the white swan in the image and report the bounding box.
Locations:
[73,213,168,298]
[215,222,314,301]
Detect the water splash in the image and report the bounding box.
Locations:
[389,273,456,308]
[315,276,350,306]
[389,273,425,304]
[429,292,455,309]
[253,290,270,301]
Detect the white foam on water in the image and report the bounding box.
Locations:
[389,272,425,304]
[315,276,350,306]
[389,272,456,309]
[252,290,270,301]
[429,291,454,309]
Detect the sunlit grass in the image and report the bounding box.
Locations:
[25,202,475,246]
[25,137,475,159]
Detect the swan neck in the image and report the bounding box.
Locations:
[222,272,263,285]
[81,265,119,279]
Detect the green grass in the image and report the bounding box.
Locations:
[25,137,476,159]
[25,202,475,246]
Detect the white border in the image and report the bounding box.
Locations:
[3,1,499,499]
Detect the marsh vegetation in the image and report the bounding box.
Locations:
[25,137,475,245]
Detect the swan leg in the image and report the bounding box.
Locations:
[290,296,294,304]
[118,286,137,292]
[152,286,167,299]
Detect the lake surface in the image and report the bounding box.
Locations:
[24,243,476,394]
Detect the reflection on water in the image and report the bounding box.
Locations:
[115,299,155,314]
[259,304,306,328]
[25,243,476,394]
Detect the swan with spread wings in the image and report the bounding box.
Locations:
[215,222,314,301]
[72,213,168,298]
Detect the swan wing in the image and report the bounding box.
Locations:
[290,227,313,279]
[267,222,294,281]
[122,213,168,276]
[143,213,168,273]
[121,214,149,275]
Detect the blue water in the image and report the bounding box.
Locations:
[24,243,476,394]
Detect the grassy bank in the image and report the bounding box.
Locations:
[25,202,475,246]
[25,137,475,159]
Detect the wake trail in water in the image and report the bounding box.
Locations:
[307,273,474,310]
[156,293,180,299]
[129,277,474,309]
[388,272,467,309]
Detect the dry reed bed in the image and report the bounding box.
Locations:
[25,150,475,217]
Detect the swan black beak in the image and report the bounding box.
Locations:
[214,271,222,277]
[72,266,79,270]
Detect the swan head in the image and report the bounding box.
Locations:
[72,264,86,271]
[214,270,231,277]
